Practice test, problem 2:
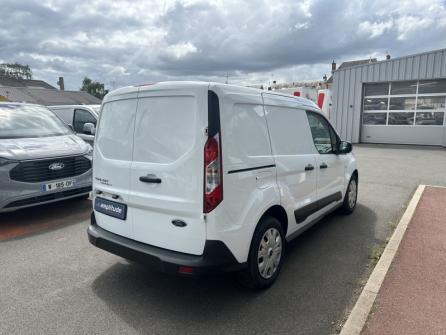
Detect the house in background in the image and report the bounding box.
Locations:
[0,76,101,105]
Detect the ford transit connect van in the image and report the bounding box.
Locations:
[0,103,92,212]
[88,82,358,289]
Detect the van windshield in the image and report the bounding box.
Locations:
[0,104,71,139]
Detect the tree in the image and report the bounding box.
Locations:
[80,77,108,99]
[0,63,33,80]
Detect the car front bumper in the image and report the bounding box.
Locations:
[87,212,245,275]
[0,168,92,212]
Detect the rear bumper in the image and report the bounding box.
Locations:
[88,213,245,275]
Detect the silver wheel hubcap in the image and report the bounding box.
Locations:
[348,179,357,209]
[257,228,282,279]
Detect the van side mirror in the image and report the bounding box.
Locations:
[83,122,96,135]
[338,141,352,154]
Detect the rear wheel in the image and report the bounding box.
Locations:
[340,175,358,214]
[238,216,285,289]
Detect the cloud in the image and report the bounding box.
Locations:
[358,20,394,39]
[165,42,199,59]
[0,0,445,90]
[395,16,434,40]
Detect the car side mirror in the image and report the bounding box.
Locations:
[338,141,352,154]
[82,122,96,135]
[67,124,74,131]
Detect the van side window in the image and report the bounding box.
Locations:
[264,105,315,155]
[306,111,336,154]
[222,103,272,165]
[73,109,96,133]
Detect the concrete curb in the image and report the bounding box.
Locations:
[339,184,426,335]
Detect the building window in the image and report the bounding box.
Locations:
[364,83,389,96]
[390,81,417,95]
[364,97,388,110]
[415,112,444,125]
[363,80,446,126]
[418,80,446,94]
[363,112,387,125]
[389,97,416,110]
[388,112,415,125]
[416,96,445,110]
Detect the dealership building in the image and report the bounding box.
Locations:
[331,48,446,147]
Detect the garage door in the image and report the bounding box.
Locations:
[361,80,446,146]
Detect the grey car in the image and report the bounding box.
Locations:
[0,103,92,212]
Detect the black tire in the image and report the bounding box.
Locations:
[237,216,285,290]
[340,175,358,214]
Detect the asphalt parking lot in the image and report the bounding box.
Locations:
[1,144,446,335]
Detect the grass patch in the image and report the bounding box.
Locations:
[369,243,385,265]
[389,220,398,230]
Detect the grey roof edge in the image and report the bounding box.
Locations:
[333,47,446,73]
[0,76,56,89]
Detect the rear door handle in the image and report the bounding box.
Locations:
[305,164,314,171]
[320,163,328,169]
[139,176,162,183]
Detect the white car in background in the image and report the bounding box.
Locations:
[49,105,100,145]
[87,82,358,289]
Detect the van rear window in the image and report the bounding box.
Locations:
[97,99,138,161]
[133,96,197,164]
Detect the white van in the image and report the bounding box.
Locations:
[87,82,358,289]
[48,105,100,145]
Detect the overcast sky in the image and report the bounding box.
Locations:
[1,0,445,90]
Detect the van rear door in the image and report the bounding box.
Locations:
[128,86,207,255]
[93,88,138,239]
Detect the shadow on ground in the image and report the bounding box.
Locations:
[0,197,91,240]
[91,203,377,335]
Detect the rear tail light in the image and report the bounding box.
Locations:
[203,133,223,213]
[178,266,194,274]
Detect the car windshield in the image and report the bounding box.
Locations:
[0,104,71,139]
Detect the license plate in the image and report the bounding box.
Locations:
[42,180,75,192]
[94,197,127,220]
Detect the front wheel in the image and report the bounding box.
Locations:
[237,216,285,289]
[340,175,358,214]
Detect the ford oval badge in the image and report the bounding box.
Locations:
[49,162,65,170]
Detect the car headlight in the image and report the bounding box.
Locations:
[0,157,18,167]
[84,145,94,158]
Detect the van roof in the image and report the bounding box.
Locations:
[104,81,319,110]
